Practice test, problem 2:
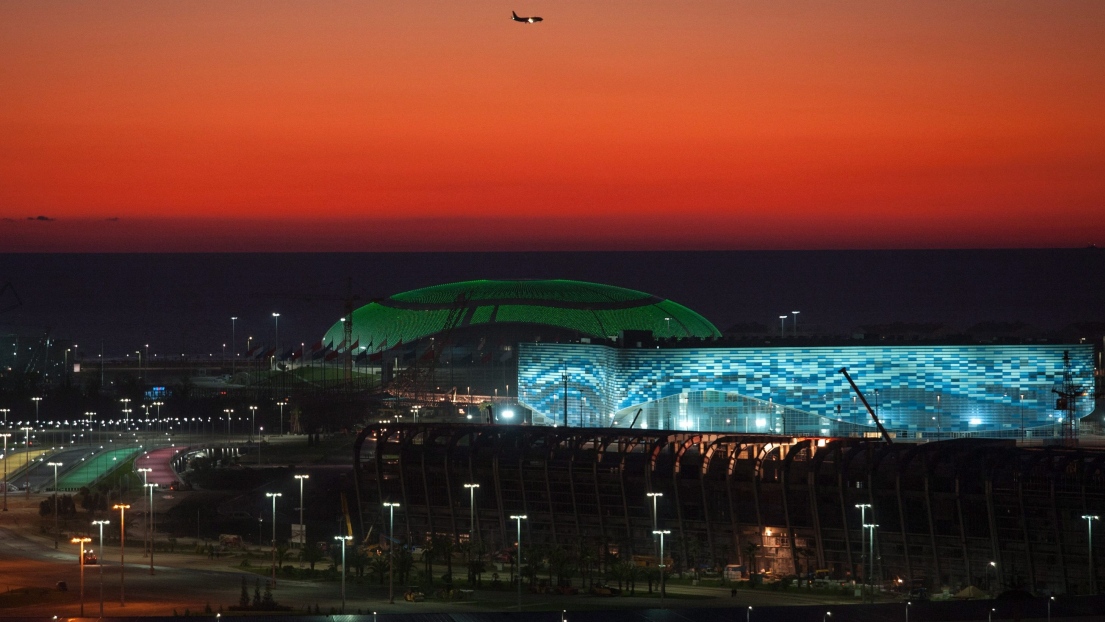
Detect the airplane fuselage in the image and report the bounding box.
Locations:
[512,12,542,23]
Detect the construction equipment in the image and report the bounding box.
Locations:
[1052,350,1086,446]
[838,367,894,445]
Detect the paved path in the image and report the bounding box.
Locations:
[134,446,188,487]
[57,447,142,491]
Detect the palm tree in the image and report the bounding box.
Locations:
[369,555,389,585]
[742,542,760,580]
[299,541,325,571]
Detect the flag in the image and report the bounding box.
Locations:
[260,347,276,360]
[279,347,295,361]
[325,350,341,361]
[310,340,323,352]
[246,344,263,358]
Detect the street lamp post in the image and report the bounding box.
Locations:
[231,316,238,375]
[384,502,401,603]
[71,536,92,617]
[334,535,352,612]
[146,483,156,574]
[864,523,879,602]
[653,529,670,606]
[1,432,10,512]
[272,313,280,368]
[1083,514,1099,594]
[989,607,996,622]
[138,467,152,559]
[511,515,527,611]
[746,606,752,622]
[48,461,62,548]
[267,492,282,585]
[823,611,831,622]
[464,483,479,582]
[249,405,257,443]
[855,504,871,600]
[295,474,309,547]
[906,601,911,622]
[113,504,129,606]
[1048,596,1055,622]
[93,519,110,617]
[792,310,800,336]
[278,401,286,436]
[778,315,787,337]
[32,396,42,423]
[20,427,31,494]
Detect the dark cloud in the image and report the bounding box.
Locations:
[27,215,55,221]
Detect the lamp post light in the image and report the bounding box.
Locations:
[0,407,8,428]
[267,492,282,585]
[464,482,479,579]
[746,606,752,622]
[295,474,309,546]
[864,523,879,602]
[1084,514,1099,594]
[146,483,156,574]
[32,396,42,423]
[792,310,800,336]
[823,612,831,622]
[272,313,281,367]
[259,427,264,465]
[778,315,787,337]
[1,432,10,511]
[989,607,996,622]
[71,536,92,617]
[906,601,911,622]
[989,560,998,593]
[231,316,238,375]
[1048,595,1055,622]
[653,529,670,606]
[138,467,152,558]
[113,504,129,606]
[249,405,257,443]
[93,519,110,617]
[334,535,352,612]
[855,504,871,599]
[48,461,62,548]
[278,401,286,435]
[20,427,32,494]
[511,515,528,611]
[384,502,401,603]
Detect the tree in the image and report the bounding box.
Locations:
[742,542,760,580]
[300,542,325,571]
[395,547,414,584]
[276,544,292,569]
[238,576,249,608]
[369,556,389,585]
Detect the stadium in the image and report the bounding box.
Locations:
[344,279,1103,596]
[321,278,1097,439]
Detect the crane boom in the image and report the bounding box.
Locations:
[838,367,893,445]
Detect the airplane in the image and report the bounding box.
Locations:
[512,11,542,23]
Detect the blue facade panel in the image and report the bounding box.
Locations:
[517,343,1095,438]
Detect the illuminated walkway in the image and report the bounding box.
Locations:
[0,448,50,480]
[133,446,187,487]
[56,446,141,491]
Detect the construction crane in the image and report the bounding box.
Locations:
[1052,350,1086,446]
[838,367,894,445]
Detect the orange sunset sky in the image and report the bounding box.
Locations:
[2,1,1104,251]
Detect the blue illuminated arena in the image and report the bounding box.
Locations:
[517,343,1095,439]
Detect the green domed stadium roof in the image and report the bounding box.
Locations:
[322,279,719,351]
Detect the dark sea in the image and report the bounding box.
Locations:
[1,249,1104,357]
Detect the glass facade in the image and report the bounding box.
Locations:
[517,342,1096,438]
